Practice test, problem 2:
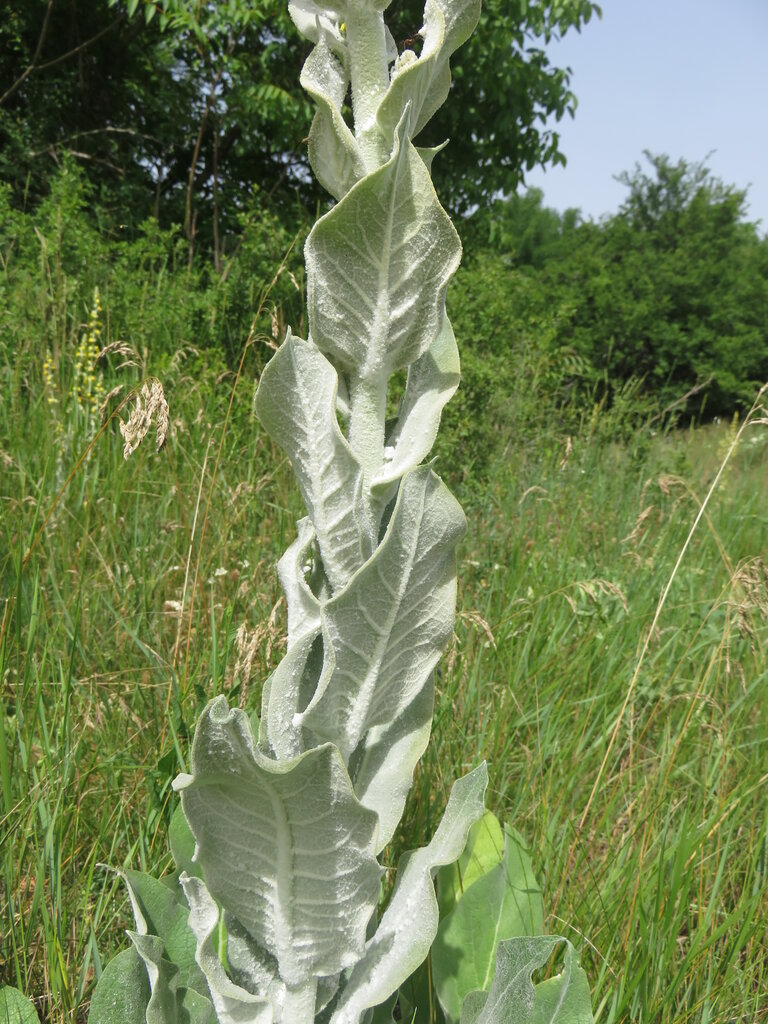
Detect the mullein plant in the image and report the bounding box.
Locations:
[6,1,598,1021]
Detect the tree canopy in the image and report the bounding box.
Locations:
[1,0,600,261]
[459,154,768,421]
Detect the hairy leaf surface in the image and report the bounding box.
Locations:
[278,519,322,647]
[301,465,465,762]
[0,988,43,1024]
[329,764,488,1022]
[175,698,382,987]
[301,39,366,200]
[459,937,593,1024]
[349,670,433,852]
[377,0,481,143]
[86,949,151,1024]
[128,931,213,1024]
[306,118,461,381]
[181,875,276,1023]
[372,315,460,490]
[260,627,322,760]
[256,332,371,591]
[123,869,207,995]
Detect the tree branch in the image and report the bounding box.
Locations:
[0,12,124,107]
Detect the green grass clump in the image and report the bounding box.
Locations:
[1,265,767,1023]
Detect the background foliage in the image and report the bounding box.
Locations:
[1,0,599,259]
[2,1,768,1021]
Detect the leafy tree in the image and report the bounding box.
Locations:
[0,0,313,260]
[467,186,582,267]
[564,154,768,414]
[1,0,601,259]
[0,1,189,227]
[469,156,768,418]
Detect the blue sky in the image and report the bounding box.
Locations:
[523,0,768,231]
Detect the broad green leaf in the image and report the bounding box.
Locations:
[301,39,366,200]
[170,801,202,881]
[350,670,433,853]
[372,316,460,490]
[329,764,488,1022]
[436,811,505,918]
[0,987,41,1024]
[260,627,322,760]
[277,518,321,647]
[87,948,150,1024]
[175,698,382,987]
[432,826,544,1022]
[128,931,214,1024]
[301,465,466,762]
[256,332,372,591]
[306,117,461,381]
[289,0,347,46]
[459,937,593,1024]
[181,876,276,1023]
[123,869,206,993]
[530,946,593,1024]
[377,0,481,143]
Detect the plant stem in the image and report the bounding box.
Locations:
[282,979,318,1021]
[348,373,387,475]
[345,0,389,169]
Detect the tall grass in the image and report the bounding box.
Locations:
[1,196,767,1022]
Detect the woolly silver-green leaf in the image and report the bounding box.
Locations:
[301,39,366,200]
[181,874,277,1024]
[377,0,481,143]
[277,517,322,647]
[372,314,460,490]
[127,932,214,1024]
[256,332,373,592]
[329,764,488,1022]
[349,669,433,852]
[259,627,322,760]
[306,115,461,383]
[459,936,594,1024]
[174,698,382,988]
[300,465,465,762]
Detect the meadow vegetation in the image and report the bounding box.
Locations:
[2,153,768,1021]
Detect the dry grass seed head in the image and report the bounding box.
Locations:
[458,608,497,650]
[99,385,125,424]
[120,379,169,458]
[559,434,573,470]
[622,504,654,547]
[96,340,142,371]
[168,344,201,374]
[231,621,261,708]
[231,598,285,708]
[727,557,768,650]
[564,578,629,616]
